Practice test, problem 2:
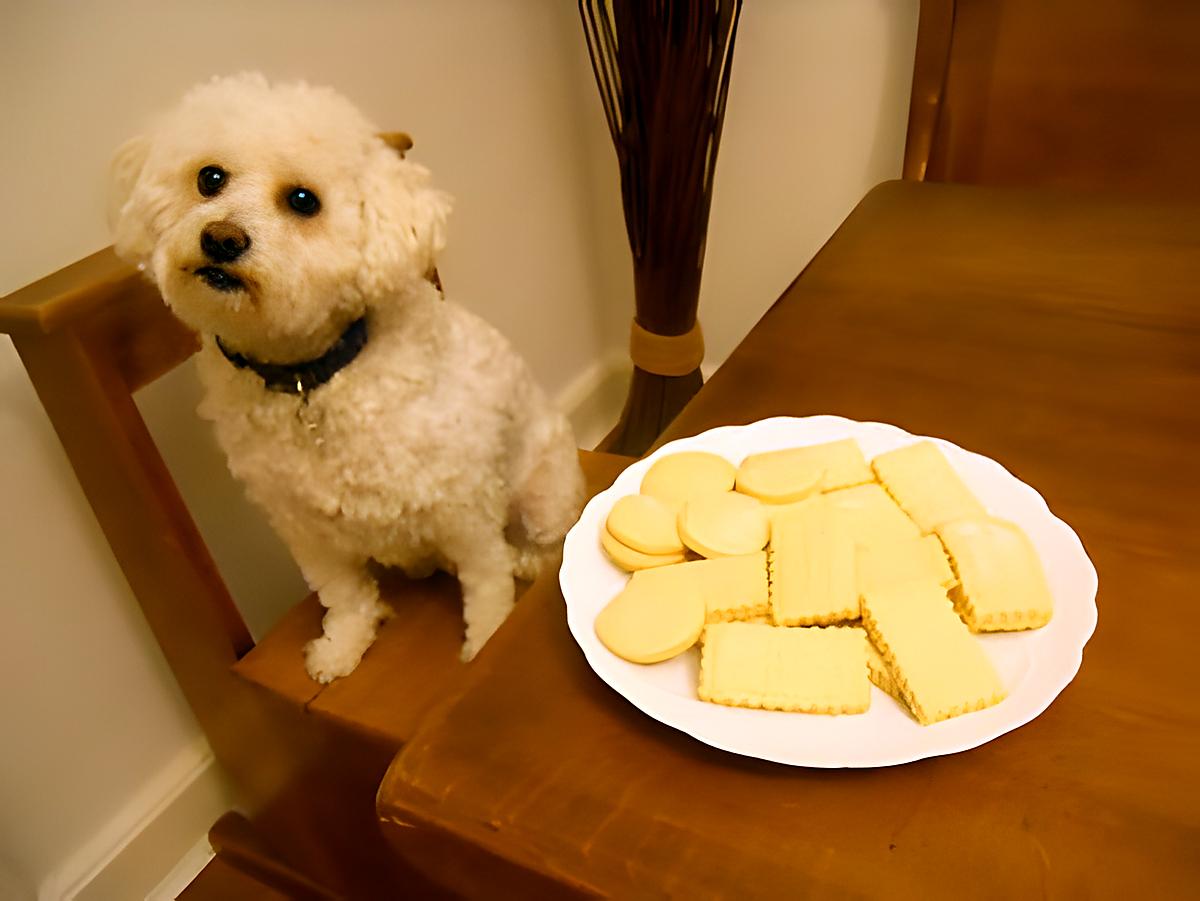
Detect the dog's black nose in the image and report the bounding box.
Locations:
[200,221,251,263]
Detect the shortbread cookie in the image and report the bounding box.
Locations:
[734,450,824,504]
[860,581,1006,725]
[865,639,904,704]
[640,451,736,507]
[736,613,774,625]
[689,551,770,623]
[606,493,685,556]
[737,438,872,496]
[699,622,870,714]
[825,483,921,550]
[769,497,858,625]
[678,491,770,558]
[937,517,1054,632]
[764,497,819,531]
[871,441,987,533]
[857,534,956,596]
[600,527,686,571]
[594,565,705,664]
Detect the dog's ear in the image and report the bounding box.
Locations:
[107,133,156,266]
[358,145,452,298]
[377,131,414,158]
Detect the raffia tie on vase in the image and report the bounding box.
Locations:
[629,318,705,378]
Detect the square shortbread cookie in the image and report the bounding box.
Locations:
[690,551,770,623]
[937,517,1054,631]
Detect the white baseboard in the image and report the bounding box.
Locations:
[42,737,234,901]
[145,838,214,901]
[555,351,727,452]
[556,350,630,451]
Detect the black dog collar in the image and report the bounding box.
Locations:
[216,316,368,396]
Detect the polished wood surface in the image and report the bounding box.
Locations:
[379,180,1200,898]
[905,0,1200,197]
[177,855,297,901]
[0,246,144,336]
[902,0,953,181]
[185,813,336,900]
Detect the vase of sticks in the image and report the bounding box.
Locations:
[580,0,742,456]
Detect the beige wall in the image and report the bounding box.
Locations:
[0,0,916,895]
[2,0,614,386]
[701,0,919,367]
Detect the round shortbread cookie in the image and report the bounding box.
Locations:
[678,491,770,558]
[606,494,685,555]
[735,455,824,504]
[600,527,686,571]
[640,452,736,507]
[594,565,705,664]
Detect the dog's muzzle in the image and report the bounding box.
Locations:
[197,220,251,292]
[195,266,245,292]
[201,220,251,263]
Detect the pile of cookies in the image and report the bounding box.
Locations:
[594,438,1054,725]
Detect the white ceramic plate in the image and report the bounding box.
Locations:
[561,416,1098,768]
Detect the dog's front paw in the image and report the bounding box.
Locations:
[459,614,507,662]
[304,635,363,683]
[459,636,485,663]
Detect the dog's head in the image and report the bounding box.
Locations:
[109,73,450,360]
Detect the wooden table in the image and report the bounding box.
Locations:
[377,180,1200,898]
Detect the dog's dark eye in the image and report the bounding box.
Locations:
[287,187,321,217]
[197,166,227,197]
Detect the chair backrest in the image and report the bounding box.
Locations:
[905,0,1200,197]
[0,248,252,729]
[2,248,487,894]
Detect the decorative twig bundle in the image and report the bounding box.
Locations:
[580,0,742,455]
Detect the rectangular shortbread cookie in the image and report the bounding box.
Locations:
[689,551,770,623]
[699,622,870,714]
[936,517,1054,632]
[735,613,774,625]
[744,438,874,494]
[871,441,987,534]
[825,483,921,550]
[769,497,858,625]
[865,638,904,704]
[857,535,957,597]
[860,582,1006,725]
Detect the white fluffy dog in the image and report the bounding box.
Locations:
[108,73,584,681]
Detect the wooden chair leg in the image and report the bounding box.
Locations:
[203,812,336,900]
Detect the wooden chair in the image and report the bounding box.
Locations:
[905,0,1200,197]
[0,248,627,897]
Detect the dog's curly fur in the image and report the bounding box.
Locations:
[109,73,584,681]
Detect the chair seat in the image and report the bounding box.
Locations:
[233,449,632,747]
[233,572,467,745]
